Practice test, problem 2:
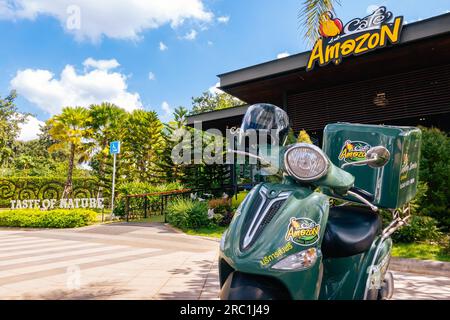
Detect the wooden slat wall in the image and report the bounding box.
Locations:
[287,64,450,131]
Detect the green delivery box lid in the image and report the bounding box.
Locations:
[323,123,422,209]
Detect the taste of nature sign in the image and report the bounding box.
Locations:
[10,198,105,210]
[306,6,404,71]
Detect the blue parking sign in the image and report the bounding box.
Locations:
[110,141,121,155]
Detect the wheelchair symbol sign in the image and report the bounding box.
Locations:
[110,141,121,155]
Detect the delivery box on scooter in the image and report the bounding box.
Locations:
[322,123,422,209]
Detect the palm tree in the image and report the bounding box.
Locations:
[89,103,127,198]
[173,106,188,126]
[299,0,340,45]
[47,107,92,199]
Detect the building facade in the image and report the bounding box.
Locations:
[188,13,450,144]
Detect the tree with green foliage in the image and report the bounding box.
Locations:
[190,91,243,115]
[13,139,56,175]
[122,109,165,182]
[418,127,450,229]
[160,106,190,182]
[0,90,27,166]
[89,103,127,198]
[47,107,93,198]
[298,0,340,45]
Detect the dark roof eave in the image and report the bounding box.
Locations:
[186,104,249,125]
[218,12,450,88]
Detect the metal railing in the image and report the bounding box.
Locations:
[124,189,192,222]
[123,185,251,222]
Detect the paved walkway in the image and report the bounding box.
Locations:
[0,223,448,300]
[0,223,219,300]
[391,271,450,300]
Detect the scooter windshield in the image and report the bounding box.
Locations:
[240,104,290,145]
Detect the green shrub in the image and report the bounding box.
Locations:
[114,181,186,217]
[209,198,233,226]
[113,200,126,217]
[0,209,97,228]
[166,198,209,229]
[440,235,450,256]
[392,215,442,243]
[417,127,450,229]
[231,191,249,208]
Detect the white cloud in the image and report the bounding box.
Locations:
[10,58,142,115]
[161,101,173,122]
[182,29,197,40]
[0,0,214,42]
[148,72,156,81]
[366,5,380,14]
[207,40,213,46]
[18,115,44,141]
[83,58,120,71]
[159,41,168,51]
[209,82,223,95]
[217,16,229,24]
[277,52,290,59]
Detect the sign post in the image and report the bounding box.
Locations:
[109,141,121,220]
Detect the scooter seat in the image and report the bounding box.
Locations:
[322,206,382,258]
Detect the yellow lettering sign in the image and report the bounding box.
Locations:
[306,9,404,71]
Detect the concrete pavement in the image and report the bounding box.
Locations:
[0,223,448,300]
[0,223,219,300]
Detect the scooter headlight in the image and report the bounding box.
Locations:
[284,144,329,182]
[272,248,319,271]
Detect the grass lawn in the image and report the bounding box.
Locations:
[183,225,227,239]
[392,242,450,262]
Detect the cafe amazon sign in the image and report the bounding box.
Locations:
[306,6,404,71]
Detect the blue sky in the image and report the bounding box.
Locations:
[0,0,449,140]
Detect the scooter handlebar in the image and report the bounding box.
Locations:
[347,188,378,212]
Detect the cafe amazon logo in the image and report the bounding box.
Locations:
[338,140,371,164]
[307,6,404,71]
[285,217,320,246]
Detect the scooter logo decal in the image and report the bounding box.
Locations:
[285,218,320,246]
[338,140,371,164]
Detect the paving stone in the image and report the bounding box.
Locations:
[0,225,448,300]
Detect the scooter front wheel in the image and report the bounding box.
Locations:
[219,272,291,300]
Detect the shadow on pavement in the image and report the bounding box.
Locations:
[20,281,131,300]
[156,259,219,300]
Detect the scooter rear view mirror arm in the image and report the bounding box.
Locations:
[347,190,379,212]
[341,156,378,169]
[227,149,272,167]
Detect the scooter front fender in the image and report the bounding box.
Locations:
[220,183,329,300]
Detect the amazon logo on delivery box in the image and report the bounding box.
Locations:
[306,6,404,71]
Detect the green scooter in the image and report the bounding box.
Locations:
[219,104,422,300]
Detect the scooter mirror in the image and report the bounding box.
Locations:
[366,146,391,168]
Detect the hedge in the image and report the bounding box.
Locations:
[0,209,97,228]
[0,177,100,208]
